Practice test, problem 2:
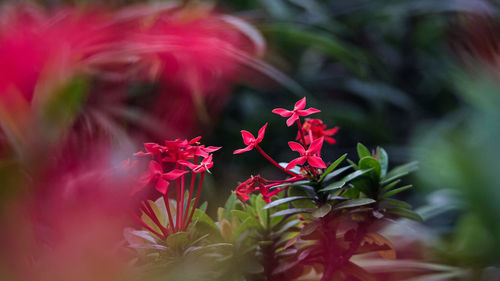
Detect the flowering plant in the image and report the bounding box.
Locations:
[126,97,421,281]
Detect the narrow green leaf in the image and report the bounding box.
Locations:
[382,161,418,184]
[255,194,268,228]
[333,198,376,211]
[322,166,351,182]
[347,159,359,169]
[263,196,310,209]
[380,198,412,210]
[382,179,401,192]
[378,147,389,178]
[387,207,423,222]
[319,154,347,182]
[383,185,412,198]
[357,143,371,160]
[319,180,345,192]
[312,204,332,218]
[222,193,237,220]
[231,210,250,221]
[271,208,313,217]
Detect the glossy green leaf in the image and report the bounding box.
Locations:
[231,210,250,221]
[380,198,412,210]
[233,217,261,240]
[359,156,381,180]
[357,143,371,160]
[383,185,412,198]
[312,204,332,218]
[378,147,389,178]
[322,166,351,182]
[387,207,423,222]
[263,196,310,209]
[319,153,347,182]
[255,194,268,228]
[382,179,401,192]
[319,180,345,192]
[271,208,312,217]
[382,161,418,184]
[333,198,376,211]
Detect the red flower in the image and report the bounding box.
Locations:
[300,118,339,145]
[178,154,214,174]
[286,137,326,170]
[233,123,268,154]
[135,161,187,195]
[235,177,257,202]
[272,97,320,127]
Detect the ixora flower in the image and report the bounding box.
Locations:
[301,118,339,145]
[234,123,268,154]
[131,137,219,236]
[272,97,320,127]
[286,137,327,170]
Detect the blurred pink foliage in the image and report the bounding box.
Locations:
[0,2,263,280]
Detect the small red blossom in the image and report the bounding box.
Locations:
[300,118,339,145]
[272,97,320,127]
[233,123,268,154]
[136,161,187,195]
[286,137,327,170]
[178,154,214,174]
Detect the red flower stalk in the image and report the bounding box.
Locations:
[234,123,298,177]
[300,118,339,145]
[235,175,305,203]
[272,97,320,127]
[286,137,327,170]
[132,137,219,237]
[234,123,268,154]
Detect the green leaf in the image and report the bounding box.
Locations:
[378,147,389,178]
[319,154,347,182]
[222,193,237,220]
[271,208,312,217]
[231,210,250,221]
[383,185,412,198]
[359,156,382,181]
[387,207,423,222]
[255,194,268,227]
[233,217,261,240]
[166,232,188,248]
[382,161,418,184]
[380,198,412,210]
[198,201,208,212]
[347,159,359,169]
[319,180,346,192]
[357,143,371,160]
[263,196,310,209]
[312,204,332,218]
[382,179,401,192]
[333,198,376,211]
[322,166,351,182]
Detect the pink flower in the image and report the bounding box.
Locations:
[178,154,214,173]
[135,161,187,195]
[233,123,268,154]
[300,118,339,145]
[272,97,320,127]
[286,137,327,170]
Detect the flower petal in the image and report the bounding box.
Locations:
[234,145,253,154]
[294,97,306,110]
[240,130,256,145]
[286,157,306,170]
[155,177,170,194]
[323,127,339,136]
[256,123,268,143]
[286,113,299,127]
[163,169,188,180]
[298,108,320,116]
[288,141,306,154]
[272,108,293,117]
[307,156,327,168]
[308,137,324,154]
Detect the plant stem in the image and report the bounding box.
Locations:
[185,172,205,228]
[255,145,298,177]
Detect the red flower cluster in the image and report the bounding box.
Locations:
[300,118,339,145]
[233,97,338,202]
[133,137,220,238]
[235,175,304,203]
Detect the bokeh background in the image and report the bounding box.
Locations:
[1,0,500,280]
